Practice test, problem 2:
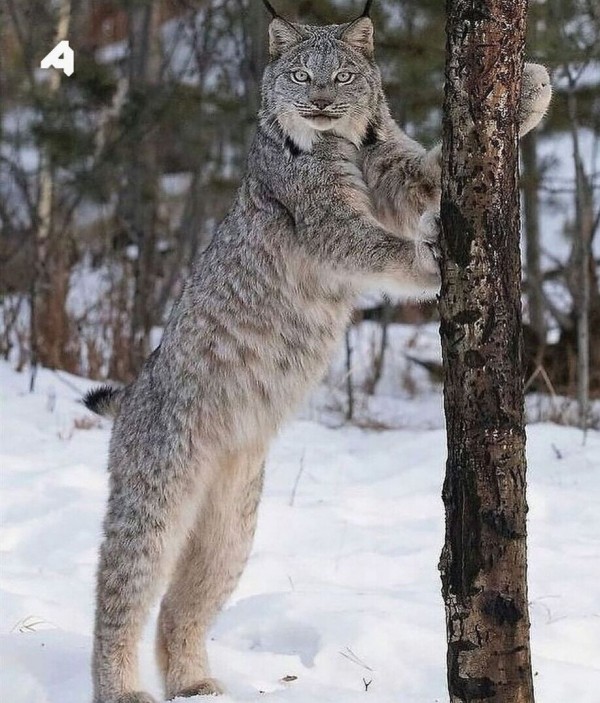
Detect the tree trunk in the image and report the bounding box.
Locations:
[344,327,354,421]
[119,0,161,378]
[438,1,535,702]
[565,83,592,432]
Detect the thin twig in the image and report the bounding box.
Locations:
[339,647,374,672]
[289,449,306,507]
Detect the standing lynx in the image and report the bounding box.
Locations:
[85,4,551,701]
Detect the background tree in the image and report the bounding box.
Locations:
[438,0,535,701]
[523,0,600,426]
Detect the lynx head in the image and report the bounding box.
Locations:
[260,2,383,151]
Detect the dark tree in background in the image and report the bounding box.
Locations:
[438,0,535,701]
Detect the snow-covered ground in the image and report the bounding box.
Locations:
[1,360,599,702]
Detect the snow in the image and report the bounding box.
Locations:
[316,322,446,430]
[1,360,599,702]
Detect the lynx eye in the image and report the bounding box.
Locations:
[291,70,310,84]
[335,71,355,85]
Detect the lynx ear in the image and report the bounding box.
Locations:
[269,18,304,58]
[340,17,374,57]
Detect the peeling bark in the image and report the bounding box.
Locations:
[439,1,535,702]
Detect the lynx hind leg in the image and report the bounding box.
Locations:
[157,450,266,700]
[519,63,552,137]
[93,466,204,703]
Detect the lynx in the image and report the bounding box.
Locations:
[85,3,551,701]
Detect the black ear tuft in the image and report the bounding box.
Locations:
[362,0,374,17]
[262,0,279,18]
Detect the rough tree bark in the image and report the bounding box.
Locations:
[438,1,535,702]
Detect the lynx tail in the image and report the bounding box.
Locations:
[83,385,123,418]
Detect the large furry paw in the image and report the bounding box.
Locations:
[170,678,224,698]
[115,693,158,703]
[519,63,552,137]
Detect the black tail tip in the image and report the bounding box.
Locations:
[83,385,120,417]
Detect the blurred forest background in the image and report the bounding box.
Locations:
[1,0,599,424]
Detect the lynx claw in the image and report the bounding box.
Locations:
[425,239,441,265]
[419,212,442,263]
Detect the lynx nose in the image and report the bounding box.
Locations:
[311,98,332,111]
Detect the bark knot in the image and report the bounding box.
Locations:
[483,591,523,626]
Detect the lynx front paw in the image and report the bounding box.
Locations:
[519,63,552,137]
[417,245,441,289]
[410,211,441,293]
[115,692,158,703]
[170,678,224,698]
[418,212,442,269]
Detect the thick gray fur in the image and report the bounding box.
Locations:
[90,15,551,703]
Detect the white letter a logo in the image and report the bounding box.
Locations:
[40,40,74,77]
